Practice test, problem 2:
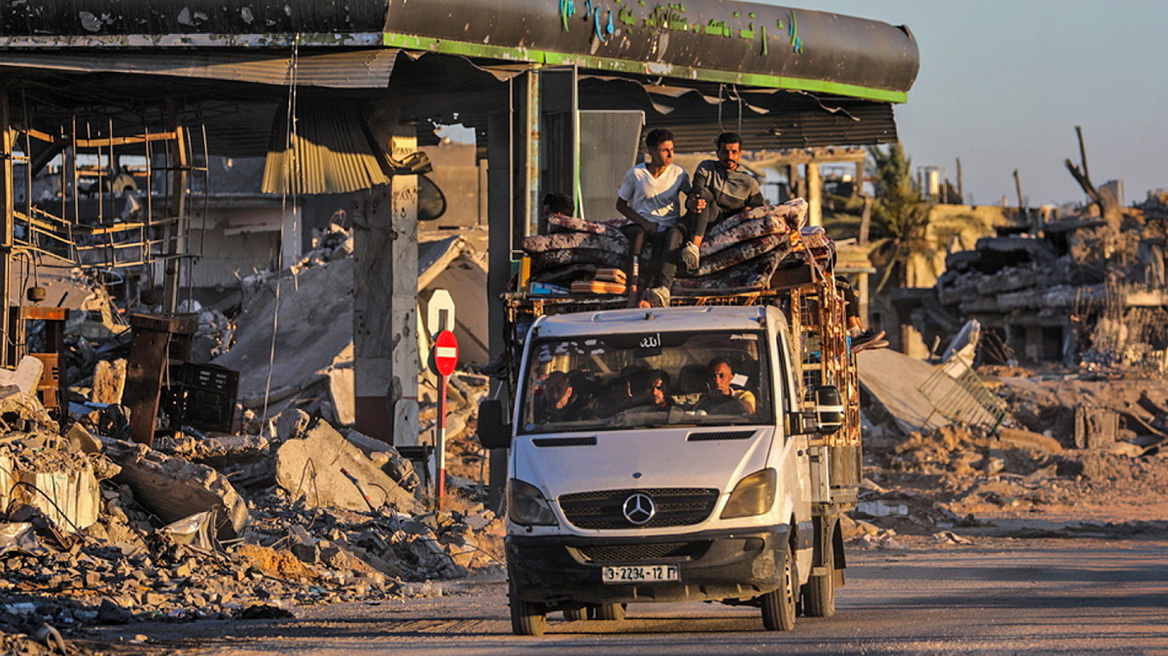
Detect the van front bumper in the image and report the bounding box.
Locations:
[506,525,790,605]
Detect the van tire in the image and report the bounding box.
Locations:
[802,529,836,617]
[594,603,627,621]
[760,544,797,631]
[509,582,547,636]
[562,607,587,621]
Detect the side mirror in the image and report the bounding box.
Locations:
[477,399,513,449]
[811,385,844,434]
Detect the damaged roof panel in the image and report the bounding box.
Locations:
[0,48,398,89]
[0,0,919,102]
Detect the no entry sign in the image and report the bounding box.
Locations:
[432,329,459,377]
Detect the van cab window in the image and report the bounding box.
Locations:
[520,331,771,434]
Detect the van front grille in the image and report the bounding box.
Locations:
[574,541,711,563]
[559,488,719,529]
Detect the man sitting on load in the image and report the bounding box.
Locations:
[615,128,691,308]
[641,131,766,307]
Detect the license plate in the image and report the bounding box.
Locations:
[601,565,680,584]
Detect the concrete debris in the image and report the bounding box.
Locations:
[1074,406,1119,449]
[0,356,44,396]
[212,232,483,420]
[103,439,251,541]
[0,232,504,652]
[90,358,126,404]
[0,391,502,651]
[857,348,952,434]
[274,419,421,514]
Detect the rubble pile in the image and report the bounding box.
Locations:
[0,384,503,653]
[901,195,1168,372]
[854,374,1168,550]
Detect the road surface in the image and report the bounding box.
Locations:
[86,537,1168,656]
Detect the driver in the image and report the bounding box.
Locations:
[695,358,756,415]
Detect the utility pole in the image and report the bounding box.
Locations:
[955,157,963,204]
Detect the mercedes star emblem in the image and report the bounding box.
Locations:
[622,492,656,525]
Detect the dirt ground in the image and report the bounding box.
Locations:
[850,371,1168,550]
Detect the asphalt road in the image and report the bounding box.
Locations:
[89,538,1168,656]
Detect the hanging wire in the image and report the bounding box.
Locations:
[143,113,155,294]
[734,85,743,135]
[261,32,301,422]
[716,83,725,134]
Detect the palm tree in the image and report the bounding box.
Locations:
[867,143,934,292]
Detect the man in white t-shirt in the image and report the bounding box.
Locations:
[615,128,691,307]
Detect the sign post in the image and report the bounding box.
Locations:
[430,329,459,509]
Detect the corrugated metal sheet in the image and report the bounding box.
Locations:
[261,98,391,195]
[0,49,398,89]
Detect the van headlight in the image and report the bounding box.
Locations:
[508,479,559,526]
[720,469,777,519]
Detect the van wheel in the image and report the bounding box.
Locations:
[760,544,797,631]
[509,582,547,636]
[802,531,836,618]
[593,603,626,621]
[562,607,587,621]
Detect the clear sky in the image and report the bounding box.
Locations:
[780,0,1168,207]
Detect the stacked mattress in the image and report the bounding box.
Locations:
[523,198,832,297]
[672,198,808,294]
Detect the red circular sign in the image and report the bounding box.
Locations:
[432,329,459,376]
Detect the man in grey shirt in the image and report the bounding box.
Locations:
[642,132,765,306]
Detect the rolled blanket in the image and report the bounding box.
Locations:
[547,212,626,238]
[570,280,627,295]
[673,248,787,292]
[532,248,626,270]
[699,213,789,258]
[706,198,808,242]
[523,232,628,254]
[530,263,599,284]
[690,234,789,278]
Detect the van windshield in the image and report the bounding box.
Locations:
[519,330,772,434]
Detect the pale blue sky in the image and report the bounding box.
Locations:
[783,0,1168,207]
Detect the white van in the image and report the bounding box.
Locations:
[480,303,853,635]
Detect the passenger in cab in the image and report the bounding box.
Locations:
[534,371,587,423]
[695,358,756,415]
[630,370,673,410]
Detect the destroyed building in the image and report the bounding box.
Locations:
[897,192,1168,371]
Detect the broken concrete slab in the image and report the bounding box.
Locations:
[66,424,103,454]
[274,421,421,514]
[91,359,127,404]
[1075,407,1119,449]
[11,464,101,531]
[214,235,481,415]
[997,427,1064,453]
[857,349,952,434]
[103,440,249,540]
[0,356,44,396]
[323,344,355,426]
